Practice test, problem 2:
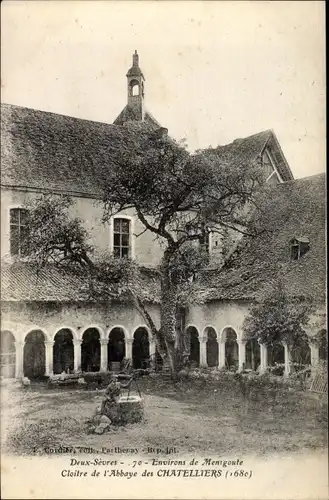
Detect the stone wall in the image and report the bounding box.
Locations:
[1,187,163,267]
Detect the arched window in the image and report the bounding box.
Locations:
[129,79,140,97]
[290,237,310,261]
[113,218,131,258]
[10,208,29,256]
[132,84,140,96]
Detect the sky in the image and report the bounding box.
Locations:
[1,1,325,179]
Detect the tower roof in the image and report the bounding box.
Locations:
[126,50,144,78]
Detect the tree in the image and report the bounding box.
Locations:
[243,284,313,363]
[25,122,267,374]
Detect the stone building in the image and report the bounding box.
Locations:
[1,52,326,379]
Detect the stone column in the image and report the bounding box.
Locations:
[199,336,208,367]
[100,339,109,372]
[238,341,246,372]
[45,341,54,376]
[73,339,82,373]
[283,343,291,377]
[310,343,320,372]
[218,341,226,369]
[259,343,268,374]
[125,338,133,362]
[14,341,24,379]
[149,339,156,357]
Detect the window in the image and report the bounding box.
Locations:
[10,208,29,257]
[132,84,140,96]
[113,218,131,258]
[130,79,140,97]
[290,237,310,261]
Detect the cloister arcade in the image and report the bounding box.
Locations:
[0,324,327,379]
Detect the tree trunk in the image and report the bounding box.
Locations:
[160,249,180,375]
[129,248,183,376]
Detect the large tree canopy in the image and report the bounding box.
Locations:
[25,122,269,374]
[243,284,313,349]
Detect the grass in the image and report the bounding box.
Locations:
[1,374,327,457]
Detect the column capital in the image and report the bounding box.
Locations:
[237,339,246,345]
[45,340,55,347]
[100,338,109,346]
[309,336,319,346]
[14,340,24,347]
[126,338,133,345]
[73,339,83,345]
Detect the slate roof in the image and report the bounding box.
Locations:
[195,173,326,303]
[208,129,294,181]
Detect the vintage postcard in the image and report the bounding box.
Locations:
[1,1,327,499]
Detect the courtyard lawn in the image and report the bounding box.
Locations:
[1,375,327,457]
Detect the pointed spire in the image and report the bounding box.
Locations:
[126,50,144,78]
[132,50,139,67]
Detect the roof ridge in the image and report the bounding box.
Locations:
[1,102,118,128]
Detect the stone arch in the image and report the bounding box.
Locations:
[23,330,46,379]
[132,327,150,369]
[53,328,74,374]
[185,326,200,367]
[0,330,16,378]
[222,327,238,370]
[108,327,126,368]
[129,79,140,96]
[204,326,218,367]
[25,326,52,343]
[133,324,152,341]
[245,339,260,371]
[81,327,101,372]
[51,326,78,342]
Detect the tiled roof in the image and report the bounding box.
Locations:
[113,105,161,128]
[1,175,324,305]
[1,263,88,302]
[207,129,294,181]
[1,103,155,197]
[0,262,161,303]
[2,103,291,200]
[196,173,326,302]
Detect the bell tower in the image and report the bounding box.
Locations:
[126,50,145,121]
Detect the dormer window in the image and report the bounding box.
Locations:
[290,237,310,260]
